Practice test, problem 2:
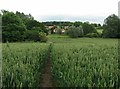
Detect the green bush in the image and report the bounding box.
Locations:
[102,14,120,38]
[85,33,99,38]
[24,30,40,42]
[1,10,48,42]
[39,32,48,42]
[82,22,97,35]
[66,26,83,38]
[55,28,62,34]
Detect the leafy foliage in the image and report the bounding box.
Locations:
[1,10,48,42]
[82,22,97,35]
[85,33,100,38]
[2,10,26,42]
[103,14,120,38]
[66,26,83,38]
[39,32,48,42]
[24,30,40,42]
[55,27,62,34]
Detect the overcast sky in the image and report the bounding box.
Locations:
[0,0,119,24]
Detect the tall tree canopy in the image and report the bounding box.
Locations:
[2,10,26,42]
[1,10,48,42]
[103,14,120,38]
[82,22,97,35]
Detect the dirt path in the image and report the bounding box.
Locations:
[40,56,53,87]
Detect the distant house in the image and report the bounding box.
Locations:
[47,25,66,34]
[48,26,55,29]
[47,25,56,34]
[61,29,65,33]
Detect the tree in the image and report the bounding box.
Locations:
[16,11,34,25]
[102,14,120,38]
[66,26,83,38]
[2,10,48,42]
[2,10,26,42]
[39,32,48,42]
[32,27,42,32]
[85,33,99,38]
[16,11,48,34]
[82,22,97,35]
[73,22,82,27]
[55,28,62,34]
[23,29,48,42]
[24,30,40,42]
[91,23,97,28]
[26,20,48,34]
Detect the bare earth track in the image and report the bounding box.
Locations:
[40,55,53,87]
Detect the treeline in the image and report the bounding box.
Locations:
[48,22,99,38]
[1,10,48,43]
[103,14,120,38]
[43,21,72,26]
[43,14,120,38]
[1,10,120,43]
[43,21,102,29]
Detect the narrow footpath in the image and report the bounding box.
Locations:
[40,48,53,87]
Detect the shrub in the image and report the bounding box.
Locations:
[82,22,97,35]
[24,30,40,42]
[85,33,99,38]
[102,14,120,38]
[66,26,83,38]
[39,32,48,42]
[55,28,62,34]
